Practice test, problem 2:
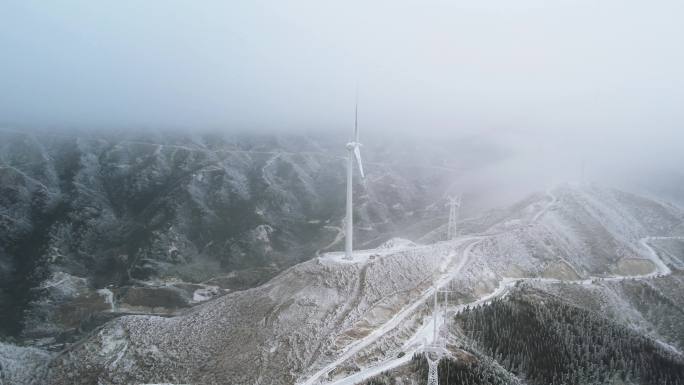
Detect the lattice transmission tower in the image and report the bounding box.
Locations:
[426,286,452,385]
[427,356,439,385]
[446,195,461,240]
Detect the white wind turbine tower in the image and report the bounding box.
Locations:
[344,100,365,260]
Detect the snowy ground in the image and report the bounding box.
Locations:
[299,188,681,385]
[37,185,683,385]
[302,237,477,385]
[319,238,419,265]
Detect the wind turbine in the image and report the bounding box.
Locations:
[344,100,365,260]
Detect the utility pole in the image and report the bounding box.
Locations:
[427,358,439,385]
[432,289,438,343]
[426,283,456,385]
[427,288,441,385]
[443,289,448,348]
[426,279,458,385]
[446,195,461,240]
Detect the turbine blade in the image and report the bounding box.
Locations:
[354,100,359,142]
[353,146,365,178]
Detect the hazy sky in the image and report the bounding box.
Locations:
[1,0,683,193]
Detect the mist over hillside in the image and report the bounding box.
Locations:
[0,127,511,341]
[3,1,684,384]
[1,125,684,384]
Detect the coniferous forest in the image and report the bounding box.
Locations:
[364,286,684,385]
[456,289,684,385]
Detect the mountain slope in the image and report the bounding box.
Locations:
[2,129,499,343]
[38,184,684,385]
[365,281,684,385]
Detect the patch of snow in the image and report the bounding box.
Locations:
[97,288,117,311]
[39,271,89,297]
[254,224,274,243]
[378,238,417,250]
[192,285,221,303]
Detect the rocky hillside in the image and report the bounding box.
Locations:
[0,128,506,346]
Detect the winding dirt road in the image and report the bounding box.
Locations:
[298,190,680,385]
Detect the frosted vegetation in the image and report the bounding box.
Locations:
[33,183,684,385]
[2,130,683,385]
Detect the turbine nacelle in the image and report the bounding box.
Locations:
[345,141,360,150]
[346,142,364,179]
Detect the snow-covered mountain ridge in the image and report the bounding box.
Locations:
[1,129,497,345]
[32,184,684,385]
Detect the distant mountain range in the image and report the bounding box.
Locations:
[2,129,683,385]
[0,128,505,344]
